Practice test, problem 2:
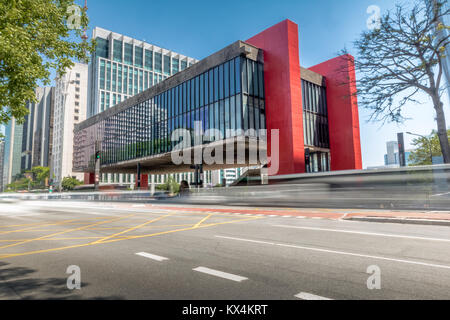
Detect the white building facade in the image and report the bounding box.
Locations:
[51,62,89,189]
[87,27,201,186]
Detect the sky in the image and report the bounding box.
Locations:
[3,0,449,168]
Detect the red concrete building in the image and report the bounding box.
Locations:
[81,19,362,187]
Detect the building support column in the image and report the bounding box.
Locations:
[150,175,155,195]
[137,163,141,190]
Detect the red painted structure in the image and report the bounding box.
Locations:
[309,55,362,171]
[135,174,149,189]
[247,19,362,174]
[247,20,305,175]
[84,172,95,185]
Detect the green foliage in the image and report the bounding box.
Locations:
[61,176,82,191]
[0,0,95,126]
[156,176,180,194]
[409,130,450,165]
[31,166,50,185]
[6,177,32,192]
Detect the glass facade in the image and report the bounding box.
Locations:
[75,56,265,171]
[93,37,197,118]
[302,79,329,149]
[301,79,330,173]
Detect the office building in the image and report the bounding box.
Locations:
[21,87,54,170]
[87,27,199,186]
[51,63,89,189]
[2,118,23,186]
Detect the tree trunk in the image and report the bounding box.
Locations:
[433,96,450,163]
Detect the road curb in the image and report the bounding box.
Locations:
[345,216,450,227]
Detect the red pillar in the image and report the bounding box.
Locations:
[246,19,305,175]
[309,55,362,171]
[135,174,149,189]
[84,173,95,185]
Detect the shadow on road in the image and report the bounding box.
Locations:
[0,262,124,300]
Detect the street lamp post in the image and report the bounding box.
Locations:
[406,132,433,164]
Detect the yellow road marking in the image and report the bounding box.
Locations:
[0,219,93,236]
[99,216,262,244]
[193,214,214,228]
[0,214,137,250]
[0,215,263,260]
[91,213,173,244]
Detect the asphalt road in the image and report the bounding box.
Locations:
[0,201,449,300]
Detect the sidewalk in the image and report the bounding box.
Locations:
[113,203,450,226]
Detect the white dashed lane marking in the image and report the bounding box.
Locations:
[193,267,248,282]
[136,252,169,262]
[295,292,332,300]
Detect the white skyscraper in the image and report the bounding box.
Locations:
[87,27,199,186]
[51,62,88,190]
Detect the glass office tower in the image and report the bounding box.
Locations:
[87,27,198,185]
[88,27,198,118]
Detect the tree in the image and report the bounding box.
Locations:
[343,0,450,163]
[31,166,50,185]
[156,176,180,195]
[0,0,94,126]
[61,176,82,191]
[409,129,450,165]
[6,177,32,192]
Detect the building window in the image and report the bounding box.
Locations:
[135,46,143,68]
[181,60,187,71]
[163,55,171,76]
[75,102,79,106]
[113,39,123,62]
[106,62,111,91]
[124,43,133,65]
[74,116,79,121]
[95,37,109,58]
[302,79,329,149]
[172,58,179,74]
[145,50,153,70]
[75,94,80,100]
[75,87,80,92]
[76,73,80,78]
[154,52,162,73]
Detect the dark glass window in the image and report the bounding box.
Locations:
[135,47,143,68]
[124,43,133,65]
[96,37,109,58]
[218,64,224,100]
[181,60,187,71]
[154,52,162,73]
[113,40,122,62]
[172,58,179,74]
[301,79,329,149]
[199,74,204,107]
[235,58,241,94]
[163,55,171,75]
[224,61,230,98]
[145,50,153,70]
